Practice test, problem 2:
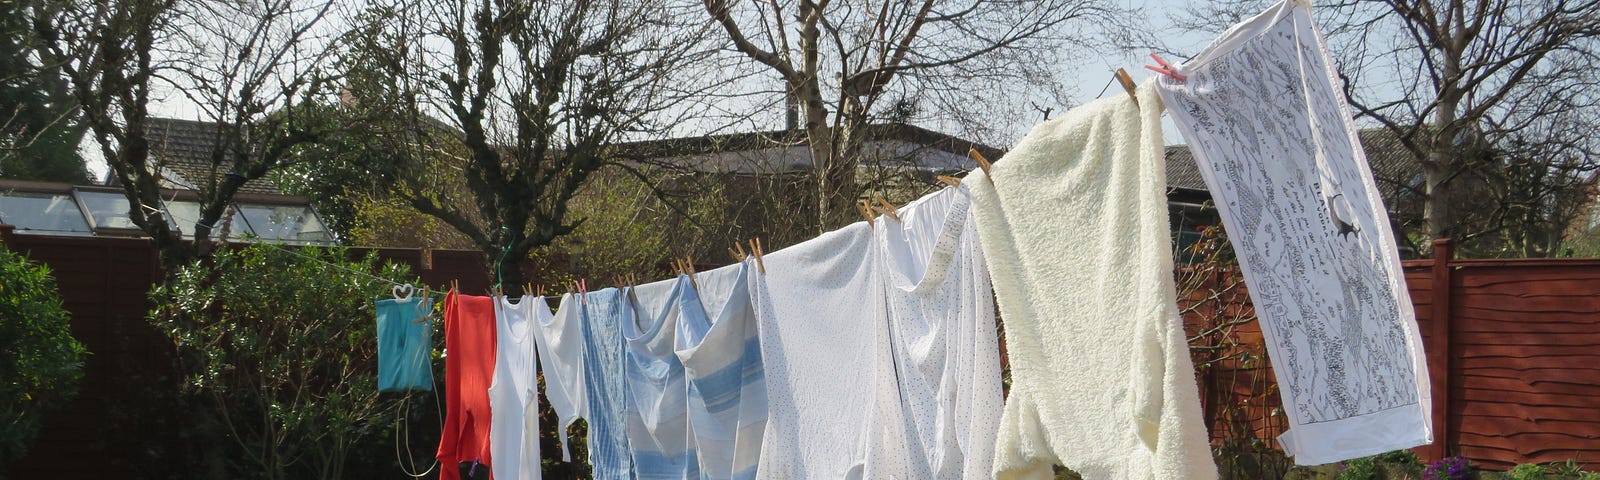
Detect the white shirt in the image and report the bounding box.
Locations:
[532,294,587,461]
[488,295,549,480]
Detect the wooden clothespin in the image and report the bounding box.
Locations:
[536,284,545,297]
[682,255,699,289]
[731,242,748,261]
[1144,54,1186,82]
[1114,68,1140,106]
[936,175,961,187]
[412,284,435,323]
[856,200,877,227]
[872,197,901,222]
[968,148,993,177]
[748,238,766,274]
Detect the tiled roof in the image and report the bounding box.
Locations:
[141,117,285,195]
[1165,128,1424,198]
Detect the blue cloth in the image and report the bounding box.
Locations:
[581,288,634,479]
[622,277,700,480]
[375,297,433,392]
[675,262,766,480]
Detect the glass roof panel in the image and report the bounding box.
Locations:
[75,191,142,230]
[0,191,92,234]
[165,201,252,240]
[236,204,332,243]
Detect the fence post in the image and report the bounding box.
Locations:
[1427,238,1455,460]
[0,223,13,243]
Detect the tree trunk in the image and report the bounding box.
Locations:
[1423,46,1465,257]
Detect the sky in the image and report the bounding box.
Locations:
[88,0,1230,180]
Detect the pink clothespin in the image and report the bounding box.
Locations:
[577,279,588,305]
[1144,53,1187,82]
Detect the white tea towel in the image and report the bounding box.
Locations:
[970,80,1217,480]
[675,260,767,480]
[621,279,701,479]
[1154,0,1431,465]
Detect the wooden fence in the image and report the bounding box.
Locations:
[3,225,1597,476]
[0,225,493,479]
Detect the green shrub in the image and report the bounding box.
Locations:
[1505,463,1548,480]
[149,244,420,480]
[0,239,87,470]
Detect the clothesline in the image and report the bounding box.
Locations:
[265,244,448,299]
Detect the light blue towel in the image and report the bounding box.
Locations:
[622,276,700,480]
[375,297,433,392]
[581,288,634,479]
[675,261,765,480]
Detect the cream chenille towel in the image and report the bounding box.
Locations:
[970,80,1217,480]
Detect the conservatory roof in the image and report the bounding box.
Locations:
[0,179,333,245]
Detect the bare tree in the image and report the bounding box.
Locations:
[33,0,342,275]
[1181,0,1600,255]
[701,0,1137,229]
[341,0,719,291]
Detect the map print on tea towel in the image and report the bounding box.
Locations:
[1155,0,1432,465]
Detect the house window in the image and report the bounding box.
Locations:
[0,191,92,235]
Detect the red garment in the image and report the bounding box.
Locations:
[437,291,497,480]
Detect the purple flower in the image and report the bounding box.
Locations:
[1423,456,1473,480]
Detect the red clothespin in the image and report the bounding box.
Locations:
[1144,53,1187,82]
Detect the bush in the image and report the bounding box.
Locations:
[149,244,421,480]
[0,239,87,470]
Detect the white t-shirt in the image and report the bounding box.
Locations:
[532,294,587,461]
[489,295,549,480]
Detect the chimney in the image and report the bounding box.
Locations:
[785,92,799,131]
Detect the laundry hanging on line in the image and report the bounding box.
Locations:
[376,295,434,393]
[1153,0,1432,465]
[437,291,497,480]
[969,80,1217,480]
[488,295,550,480]
[364,6,1436,473]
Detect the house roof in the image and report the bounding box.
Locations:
[607,123,1005,174]
[138,117,286,195]
[1164,128,1423,192]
